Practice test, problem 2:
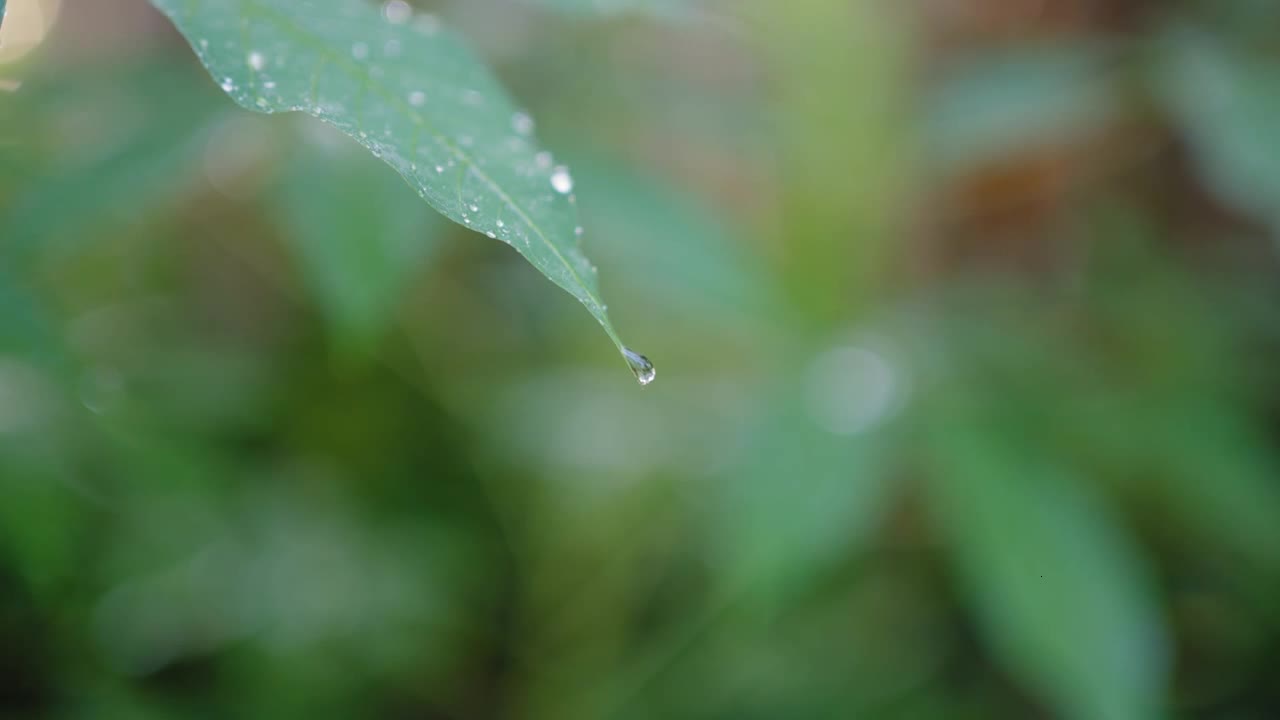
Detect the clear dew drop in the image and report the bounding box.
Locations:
[622,348,656,386]
[247,51,266,71]
[511,111,535,136]
[535,151,553,170]
[383,0,412,24]
[550,166,574,194]
[408,90,426,106]
[220,78,235,92]
[352,42,369,60]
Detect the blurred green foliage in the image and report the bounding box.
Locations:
[2,0,1280,718]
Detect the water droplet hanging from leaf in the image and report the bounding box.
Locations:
[623,348,656,386]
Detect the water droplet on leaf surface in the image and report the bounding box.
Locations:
[623,348,656,386]
[383,0,411,24]
[550,166,573,194]
[511,111,534,136]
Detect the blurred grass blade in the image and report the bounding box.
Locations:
[277,126,445,355]
[926,407,1168,720]
[149,0,637,367]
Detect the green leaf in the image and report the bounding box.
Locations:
[1156,26,1280,238]
[1146,405,1280,567]
[925,404,1168,720]
[149,0,642,375]
[0,267,71,386]
[276,124,445,355]
[1,62,223,263]
[923,43,1119,172]
[712,364,897,606]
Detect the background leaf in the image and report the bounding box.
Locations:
[275,123,445,355]
[923,42,1120,174]
[1156,25,1280,240]
[925,400,1169,720]
[0,61,224,263]
[149,0,638,369]
[711,375,896,605]
[565,149,778,331]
